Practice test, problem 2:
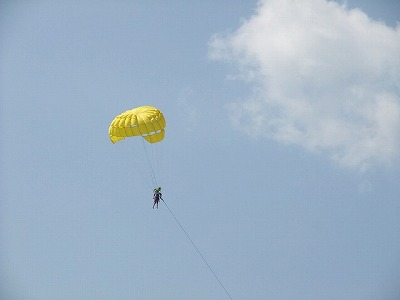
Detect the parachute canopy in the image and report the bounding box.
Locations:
[109,106,166,144]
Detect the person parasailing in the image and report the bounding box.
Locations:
[152,187,163,209]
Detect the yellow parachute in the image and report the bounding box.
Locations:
[109,106,166,144]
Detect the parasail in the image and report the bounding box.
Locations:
[109,106,166,144]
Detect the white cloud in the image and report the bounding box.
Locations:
[210,0,400,171]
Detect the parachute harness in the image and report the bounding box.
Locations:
[161,199,234,300]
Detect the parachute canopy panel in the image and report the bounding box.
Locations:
[109,106,166,144]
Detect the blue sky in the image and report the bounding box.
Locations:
[1,1,399,299]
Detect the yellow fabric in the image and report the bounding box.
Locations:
[109,106,166,144]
